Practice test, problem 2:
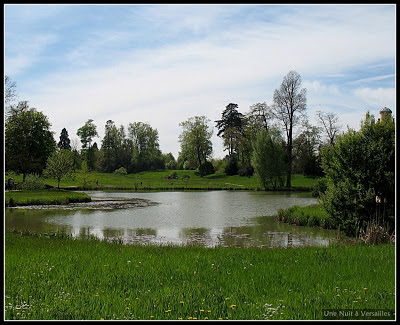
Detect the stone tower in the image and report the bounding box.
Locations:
[379,107,392,122]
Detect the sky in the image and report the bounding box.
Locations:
[4,4,396,159]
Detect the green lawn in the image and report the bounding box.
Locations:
[5,232,395,320]
[5,189,91,207]
[7,170,319,191]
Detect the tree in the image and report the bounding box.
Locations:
[179,116,213,176]
[163,152,177,170]
[101,120,119,172]
[316,110,342,146]
[246,102,273,133]
[58,128,72,150]
[5,101,56,180]
[77,119,98,149]
[320,112,395,236]
[251,128,286,189]
[272,70,307,188]
[5,75,17,107]
[292,120,322,176]
[77,119,98,170]
[43,149,75,189]
[215,103,245,158]
[128,122,163,172]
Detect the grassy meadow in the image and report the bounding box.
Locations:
[5,232,395,320]
[6,169,318,191]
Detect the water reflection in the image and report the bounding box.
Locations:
[5,191,338,247]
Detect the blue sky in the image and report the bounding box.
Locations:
[4,4,396,159]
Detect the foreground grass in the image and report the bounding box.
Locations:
[8,170,318,191]
[4,189,91,207]
[5,232,395,320]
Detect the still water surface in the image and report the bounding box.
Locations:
[5,191,338,247]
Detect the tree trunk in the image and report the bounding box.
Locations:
[286,126,293,188]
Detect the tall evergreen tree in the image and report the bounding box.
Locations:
[215,103,245,158]
[58,128,71,150]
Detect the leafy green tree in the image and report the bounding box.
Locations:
[43,149,75,189]
[163,152,178,170]
[5,101,56,180]
[292,121,322,176]
[320,112,395,236]
[179,116,213,177]
[58,128,72,150]
[77,119,98,170]
[79,161,92,189]
[272,71,307,188]
[101,120,119,172]
[128,122,164,172]
[251,128,286,189]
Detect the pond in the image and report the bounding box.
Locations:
[5,191,339,247]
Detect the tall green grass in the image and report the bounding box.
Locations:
[5,232,395,320]
[278,204,337,229]
[5,190,91,207]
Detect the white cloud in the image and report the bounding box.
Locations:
[7,4,396,159]
[353,87,396,109]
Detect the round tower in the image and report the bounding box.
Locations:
[379,107,392,122]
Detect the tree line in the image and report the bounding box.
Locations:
[5,71,334,184]
[4,71,395,236]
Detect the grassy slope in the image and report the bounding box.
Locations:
[5,232,395,320]
[9,170,318,190]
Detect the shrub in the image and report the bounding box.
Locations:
[311,177,328,197]
[21,174,45,190]
[114,167,127,175]
[195,161,214,177]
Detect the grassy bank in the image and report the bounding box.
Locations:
[5,232,395,320]
[5,189,91,207]
[277,204,337,230]
[7,170,318,191]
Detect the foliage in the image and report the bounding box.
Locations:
[163,153,177,170]
[43,149,75,189]
[251,128,286,189]
[195,161,214,177]
[311,177,328,197]
[292,121,322,176]
[215,103,245,160]
[272,70,307,188]
[101,120,133,173]
[20,174,45,190]
[179,116,213,176]
[77,119,99,170]
[128,122,164,172]
[5,101,56,179]
[58,128,72,150]
[224,155,239,176]
[114,167,128,175]
[5,232,395,320]
[320,112,395,236]
[77,119,98,149]
[79,161,92,189]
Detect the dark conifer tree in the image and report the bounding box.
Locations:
[58,127,71,150]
